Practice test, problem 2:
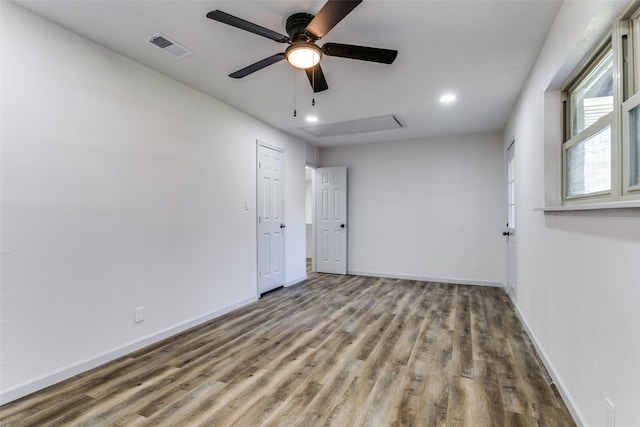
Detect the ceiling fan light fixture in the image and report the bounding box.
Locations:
[285,42,322,69]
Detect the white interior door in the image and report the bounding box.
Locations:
[316,167,347,274]
[257,143,285,293]
[505,142,517,299]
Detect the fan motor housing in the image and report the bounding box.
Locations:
[286,12,315,40]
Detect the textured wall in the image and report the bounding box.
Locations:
[321,133,505,286]
[1,2,306,403]
[503,1,640,426]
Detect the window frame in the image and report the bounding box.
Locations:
[621,89,640,196]
[620,9,640,199]
[562,43,617,204]
[562,112,614,201]
[560,9,640,206]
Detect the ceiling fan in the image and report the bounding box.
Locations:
[206,0,398,93]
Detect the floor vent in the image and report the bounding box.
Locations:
[147,33,192,58]
[303,114,404,138]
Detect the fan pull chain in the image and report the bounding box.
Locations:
[312,64,316,107]
[293,68,297,117]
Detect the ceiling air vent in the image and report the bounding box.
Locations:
[303,115,404,138]
[147,33,192,58]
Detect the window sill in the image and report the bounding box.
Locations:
[536,200,640,212]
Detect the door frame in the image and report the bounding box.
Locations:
[256,140,285,294]
[506,140,517,300]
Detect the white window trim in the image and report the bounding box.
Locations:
[562,43,618,205]
[620,8,640,199]
[562,112,615,203]
[557,10,640,207]
[621,90,640,197]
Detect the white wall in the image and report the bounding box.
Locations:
[504,1,640,426]
[320,133,505,286]
[0,2,306,403]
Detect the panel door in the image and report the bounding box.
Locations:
[316,167,347,274]
[257,144,285,293]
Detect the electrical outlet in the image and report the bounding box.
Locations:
[135,306,144,323]
[606,398,615,427]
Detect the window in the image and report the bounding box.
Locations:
[631,106,640,185]
[622,91,640,192]
[561,8,640,205]
[570,49,614,136]
[563,46,614,201]
[621,8,640,197]
[565,124,611,196]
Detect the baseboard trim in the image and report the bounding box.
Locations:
[0,295,258,406]
[347,270,503,288]
[511,302,586,427]
[285,275,307,287]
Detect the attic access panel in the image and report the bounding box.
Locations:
[303,114,403,138]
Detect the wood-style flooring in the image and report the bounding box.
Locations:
[0,273,576,426]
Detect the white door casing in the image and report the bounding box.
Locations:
[257,143,285,293]
[506,142,517,299]
[316,167,347,274]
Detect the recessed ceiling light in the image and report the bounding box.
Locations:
[440,93,456,103]
[306,116,319,122]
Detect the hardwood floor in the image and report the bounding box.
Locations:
[0,273,576,426]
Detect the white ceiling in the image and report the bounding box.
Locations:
[15,0,562,147]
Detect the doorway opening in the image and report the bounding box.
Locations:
[305,166,315,276]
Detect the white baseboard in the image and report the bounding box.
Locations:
[285,275,307,287]
[0,295,258,406]
[512,302,586,427]
[347,270,504,288]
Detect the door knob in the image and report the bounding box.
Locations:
[502,231,510,236]
[340,224,346,228]
[280,224,286,229]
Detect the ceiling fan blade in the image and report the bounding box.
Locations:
[229,53,286,78]
[207,10,289,43]
[322,43,397,64]
[305,64,329,93]
[305,0,362,40]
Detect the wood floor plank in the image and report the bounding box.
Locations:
[475,360,506,426]
[0,274,577,427]
[353,363,407,427]
[148,366,265,426]
[190,345,327,425]
[391,354,429,426]
[320,375,375,426]
[454,285,474,379]
[257,380,322,426]
[470,288,495,363]
[228,394,285,427]
[280,358,363,427]
[446,375,467,426]
[107,372,226,427]
[353,311,396,361]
